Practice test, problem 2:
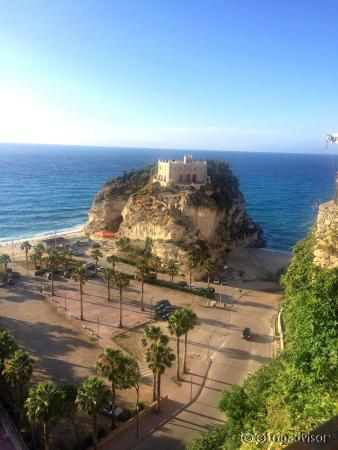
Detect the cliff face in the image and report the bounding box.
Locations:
[85,161,264,260]
[313,201,338,269]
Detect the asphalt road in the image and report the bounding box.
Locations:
[133,288,276,450]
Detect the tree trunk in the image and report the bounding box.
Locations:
[51,269,54,297]
[183,332,188,373]
[176,336,180,380]
[140,279,144,311]
[25,251,28,276]
[152,371,157,402]
[80,284,83,320]
[171,273,173,284]
[69,415,81,444]
[43,422,49,450]
[119,287,123,327]
[93,414,97,447]
[95,260,98,274]
[207,275,210,288]
[107,281,111,302]
[111,379,116,429]
[156,373,161,412]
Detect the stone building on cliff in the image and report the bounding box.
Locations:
[153,154,210,188]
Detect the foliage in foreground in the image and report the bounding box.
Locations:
[187,232,338,449]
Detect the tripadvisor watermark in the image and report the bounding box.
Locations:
[241,432,332,445]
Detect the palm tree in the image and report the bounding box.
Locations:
[0,330,18,368]
[149,255,162,278]
[33,243,45,268]
[61,384,80,445]
[30,252,39,269]
[61,247,73,271]
[203,257,216,287]
[104,268,115,302]
[112,271,129,328]
[123,357,141,436]
[43,249,60,296]
[141,326,167,402]
[90,248,103,274]
[186,253,197,288]
[143,336,175,412]
[21,241,32,275]
[25,381,63,450]
[76,377,110,447]
[181,308,198,373]
[71,266,89,320]
[168,310,186,380]
[0,254,11,276]
[106,255,117,270]
[95,348,128,429]
[166,259,179,284]
[135,260,149,311]
[4,349,33,400]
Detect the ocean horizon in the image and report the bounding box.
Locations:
[0,143,337,251]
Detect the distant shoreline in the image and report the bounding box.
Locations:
[0,224,85,247]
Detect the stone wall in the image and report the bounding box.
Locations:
[313,201,338,269]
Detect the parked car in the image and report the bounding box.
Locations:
[7,278,14,285]
[72,250,82,256]
[220,277,227,285]
[154,299,171,311]
[242,327,251,340]
[97,266,106,273]
[0,279,5,288]
[63,271,72,278]
[161,305,181,320]
[206,287,215,293]
[145,271,157,279]
[102,403,123,419]
[43,272,52,280]
[178,280,188,287]
[213,276,221,284]
[83,263,95,271]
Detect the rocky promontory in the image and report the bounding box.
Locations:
[85,160,264,262]
[313,200,338,269]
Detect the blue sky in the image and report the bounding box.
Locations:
[1,0,338,151]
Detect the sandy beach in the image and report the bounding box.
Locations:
[0,226,85,257]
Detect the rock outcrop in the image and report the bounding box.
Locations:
[85,161,264,261]
[313,201,338,269]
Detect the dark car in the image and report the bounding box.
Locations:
[154,299,171,311]
[7,278,15,285]
[102,403,123,419]
[206,287,215,293]
[178,280,188,287]
[220,277,227,285]
[161,305,181,319]
[242,327,251,340]
[213,276,221,284]
[83,263,95,271]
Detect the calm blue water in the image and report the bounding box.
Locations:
[0,143,337,251]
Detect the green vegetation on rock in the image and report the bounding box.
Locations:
[187,232,338,449]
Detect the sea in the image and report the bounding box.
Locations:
[0,143,337,252]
